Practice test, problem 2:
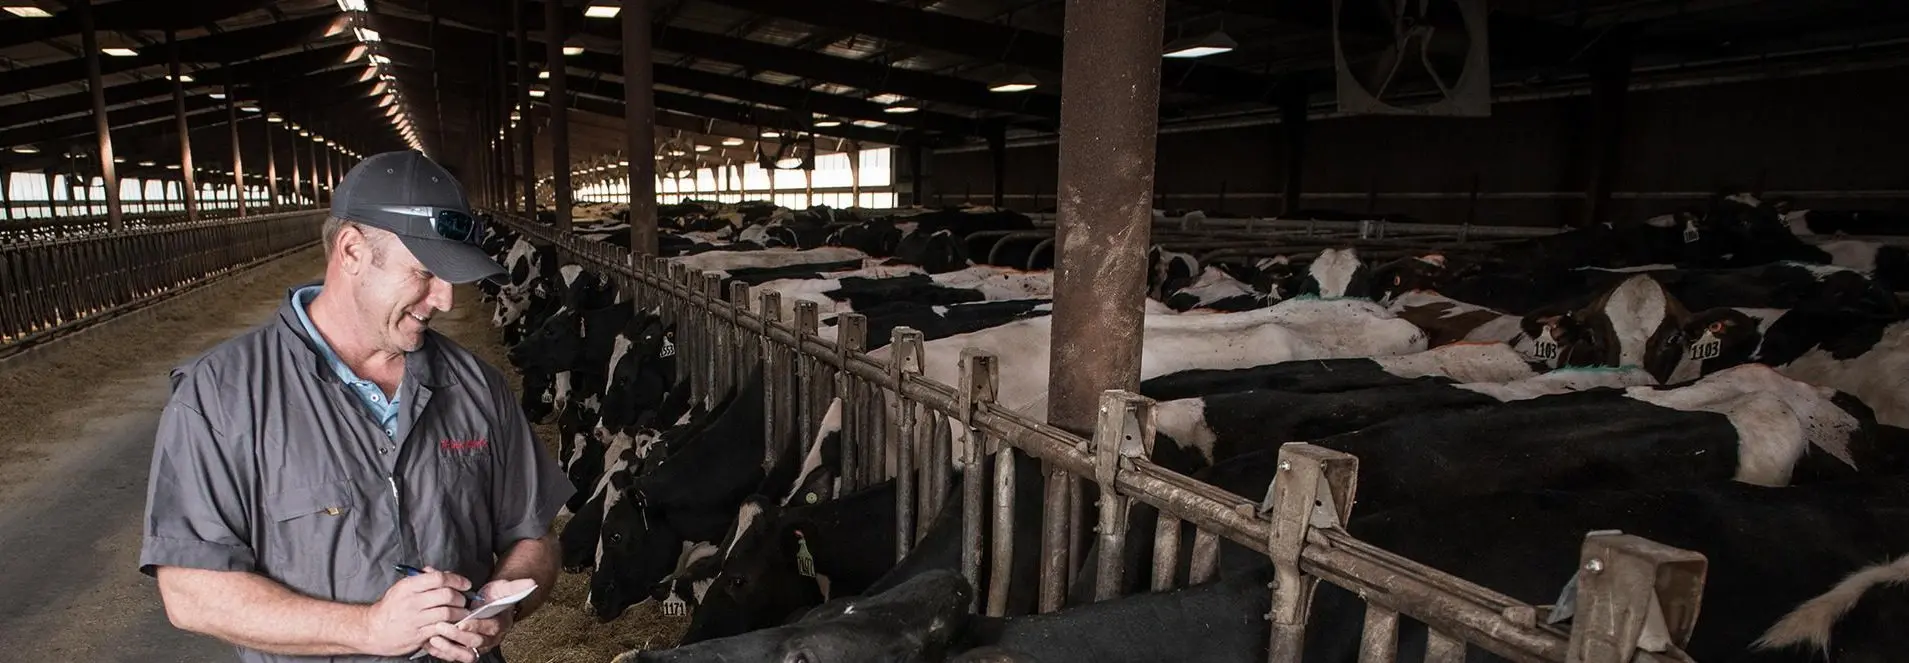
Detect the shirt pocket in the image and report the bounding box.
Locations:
[262,479,374,595]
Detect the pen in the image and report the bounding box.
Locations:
[393,564,486,604]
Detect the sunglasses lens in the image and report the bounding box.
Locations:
[434,210,475,243]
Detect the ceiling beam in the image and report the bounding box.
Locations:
[697,0,1287,105]
[0,14,344,97]
[0,0,279,52]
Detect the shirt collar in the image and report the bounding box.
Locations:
[275,281,454,389]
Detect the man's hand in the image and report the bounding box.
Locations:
[423,578,536,662]
[359,567,475,657]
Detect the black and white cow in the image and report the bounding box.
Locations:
[620,570,977,663]
[1678,307,1909,427]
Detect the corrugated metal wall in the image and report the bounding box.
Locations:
[930,68,1908,226]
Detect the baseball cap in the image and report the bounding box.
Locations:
[331,150,505,284]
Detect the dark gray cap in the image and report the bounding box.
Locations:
[331,150,504,284]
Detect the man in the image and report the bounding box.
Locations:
[139,150,573,662]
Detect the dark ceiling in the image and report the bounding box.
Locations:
[2,0,1907,186]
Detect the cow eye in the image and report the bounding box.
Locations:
[730,576,747,588]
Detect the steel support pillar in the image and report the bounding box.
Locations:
[289,130,302,206]
[848,143,861,203]
[546,0,572,231]
[265,118,279,212]
[496,21,516,214]
[1583,25,1636,229]
[514,0,536,216]
[624,0,658,254]
[227,78,246,217]
[167,30,197,222]
[1279,86,1308,216]
[76,0,121,230]
[1042,0,1164,614]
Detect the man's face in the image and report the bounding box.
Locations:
[352,230,454,353]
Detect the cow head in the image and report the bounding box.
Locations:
[1369,254,1448,304]
[598,316,677,432]
[894,229,971,274]
[506,307,581,373]
[1529,275,1700,384]
[1296,248,1372,299]
[589,475,689,621]
[626,570,974,663]
[681,497,828,644]
[1147,246,1200,300]
[1675,308,1765,375]
[647,542,724,619]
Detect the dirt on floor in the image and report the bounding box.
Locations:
[0,247,326,498]
[435,285,690,663]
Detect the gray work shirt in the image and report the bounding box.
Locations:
[138,283,574,663]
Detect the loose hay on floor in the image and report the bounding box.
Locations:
[436,285,690,663]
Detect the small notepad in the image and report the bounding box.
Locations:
[409,584,538,659]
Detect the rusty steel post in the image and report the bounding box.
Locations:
[1042,0,1164,612]
[623,0,658,255]
[227,76,245,217]
[167,30,198,222]
[545,0,572,231]
[264,118,278,212]
[514,0,536,216]
[76,0,122,230]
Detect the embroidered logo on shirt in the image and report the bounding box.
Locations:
[441,438,490,452]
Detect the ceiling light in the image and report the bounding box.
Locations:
[368,54,391,65]
[883,104,919,114]
[813,118,841,127]
[3,6,54,18]
[584,4,619,18]
[760,131,780,139]
[868,93,904,105]
[299,130,310,136]
[563,45,585,56]
[267,114,284,123]
[1163,30,1237,59]
[353,27,380,42]
[529,89,546,98]
[722,137,745,146]
[240,104,261,113]
[853,119,887,128]
[654,154,663,160]
[989,70,1040,93]
[509,112,522,121]
[167,74,194,82]
[101,47,137,57]
[210,92,227,99]
[113,157,125,163]
[666,149,685,156]
[618,160,629,166]
[165,164,181,170]
[337,0,367,10]
[139,160,155,166]
[538,70,550,79]
[694,144,711,152]
[9,145,38,154]
[775,157,802,169]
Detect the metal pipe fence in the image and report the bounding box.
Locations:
[0,210,326,354]
[491,211,1706,663]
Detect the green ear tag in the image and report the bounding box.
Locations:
[795,531,816,578]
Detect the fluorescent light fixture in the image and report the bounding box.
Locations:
[883,104,919,114]
[337,0,367,10]
[618,160,630,166]
[853,119,887,128]
[9,145,38,154]
[654,154,663,160]
[666,149,685,156]
[167,73,194,82]
[989,70,1039,92]
[1162,30,1237,59]
[240,104,261,112]
[101,47,137,57]
[209,92,227,100]
[538,70,550,79]
[267,114,284,123]
[509,112,522,121]
[113,157,125,163]
[694,144,711,152]
[299,130,310,136]
[139,160,156,166]
[3,6,54,18]
[760,131,780,139]
[353,27,380,42]
[563,45,585,56]
[868,93,904,105]
[775,157,802,169]
[529,88,546,98]
[165,164,181,170]
[368,54,391,65]
[813,118,842,127]
[313,135,326,143]
[584,5,619,18]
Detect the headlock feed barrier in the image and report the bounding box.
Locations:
[0,210,326,356]
[492,211,1709,663]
